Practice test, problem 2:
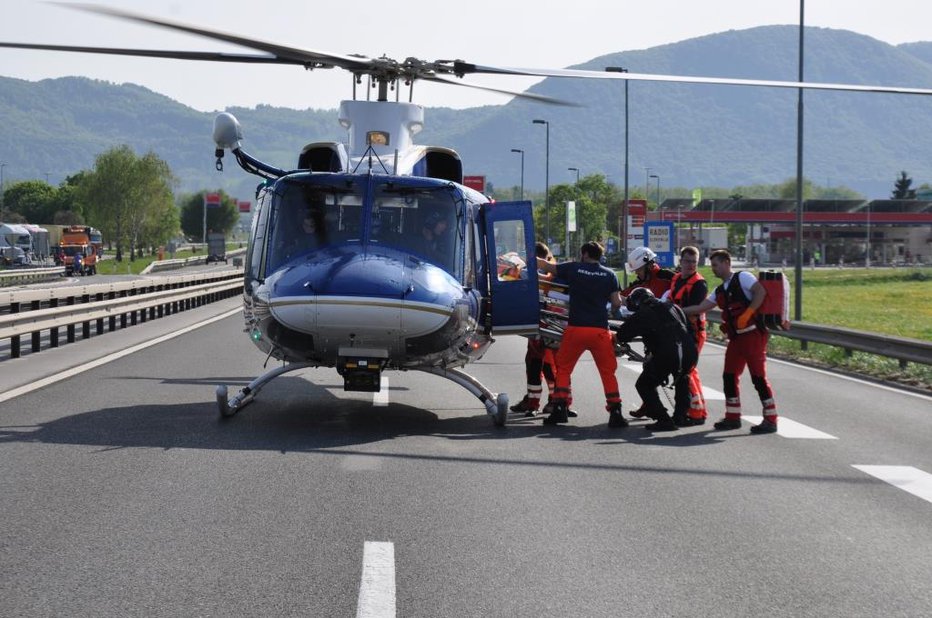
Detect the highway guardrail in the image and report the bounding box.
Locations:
[0,270,243,358]
[706,310,931,369]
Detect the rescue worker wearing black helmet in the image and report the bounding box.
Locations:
[613,288,698,431]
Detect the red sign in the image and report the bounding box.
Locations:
[462,175,486,193]
[626,199,647,216]
[204,192,222,208]
[238,200,251,213]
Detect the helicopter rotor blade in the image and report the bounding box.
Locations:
[450,62,932,97]
[421,75,578,107]
[0,42,299,65]
[59,2,374,71]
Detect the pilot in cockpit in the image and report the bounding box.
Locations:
[419,211,449,263]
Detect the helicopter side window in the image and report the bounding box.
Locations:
[493,220,529,282]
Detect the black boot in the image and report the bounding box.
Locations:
[607,403,628,428]
[645,407,678,431]
[542,401,570,425]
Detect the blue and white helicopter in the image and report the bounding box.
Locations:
[6,4,932,425]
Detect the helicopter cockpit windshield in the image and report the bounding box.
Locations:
[266,179,364,271]
[370,184,462,275]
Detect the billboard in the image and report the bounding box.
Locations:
[462,175,486,193]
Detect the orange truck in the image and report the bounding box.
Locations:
[61,226,99,276]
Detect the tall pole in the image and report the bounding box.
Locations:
[0,162,6,209]
[533,119,550,243]
[510,148,525,201]
[793,0,805,321]
[645,167,652,206]
[605,66,630,284]
[650,174,661,211]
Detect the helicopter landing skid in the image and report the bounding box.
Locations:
[216,361,320,418]
[416,367,509,427]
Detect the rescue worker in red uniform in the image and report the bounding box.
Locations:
[662,245,708,426]
[621,246,676,298]
[536,241,626,427]
[613,288,698,431]
[683,249,779,434]
[510,242,575,417]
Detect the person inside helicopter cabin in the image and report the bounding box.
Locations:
[418,210,450,264]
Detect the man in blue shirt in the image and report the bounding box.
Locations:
[536,241,626,427]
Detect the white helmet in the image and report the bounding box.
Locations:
[626,246,657,272]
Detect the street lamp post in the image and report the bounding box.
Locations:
[645,167,652,205]
[510,148,525,201]
[567,167,580,256]
[532,119,550,243]
[650,174,661,211]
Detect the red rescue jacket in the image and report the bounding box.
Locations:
[670,271,707,333]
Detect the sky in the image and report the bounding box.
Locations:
[2,0,932,112]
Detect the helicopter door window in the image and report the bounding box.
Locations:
[493,220,529,282]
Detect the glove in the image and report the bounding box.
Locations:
[736,308,756,330]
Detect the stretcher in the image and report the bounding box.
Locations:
[537,279,645,363]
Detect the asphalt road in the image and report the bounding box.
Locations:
[1,301,930,617]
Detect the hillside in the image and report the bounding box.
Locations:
[2,25,932,200]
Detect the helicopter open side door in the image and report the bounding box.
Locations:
[480,201,539,335]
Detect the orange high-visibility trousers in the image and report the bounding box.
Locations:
[686,329,707,420]
[553,326,620,407]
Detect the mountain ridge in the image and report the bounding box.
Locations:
[2,25,931,200]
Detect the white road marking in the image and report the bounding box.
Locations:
[852,466,932,504]
[702,385,725,400]
[621,363,725,400]
[743,415,838,439]
[356,541,396,618]
[0,307,242,404]
[373,376,390,407]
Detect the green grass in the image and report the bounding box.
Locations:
[96,248,204,275]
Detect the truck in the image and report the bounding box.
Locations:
[206,232,227,264]
[60,225,100,275]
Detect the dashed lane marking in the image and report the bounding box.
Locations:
[356,541,396,618]
[373,376,390,407]
[852,465,932,505]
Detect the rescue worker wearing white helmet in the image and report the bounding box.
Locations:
[621,246,676,299]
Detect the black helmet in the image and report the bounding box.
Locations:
[625,287,654,312]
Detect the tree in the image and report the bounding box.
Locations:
[179,191,240,242]
[892,171,916,199]
[1,180,57,222]
[79,145,177,261]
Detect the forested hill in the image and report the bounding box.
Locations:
[2,25,931,200]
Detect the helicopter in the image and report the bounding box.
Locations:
[5,4,932,426]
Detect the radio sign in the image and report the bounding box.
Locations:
[644,221,675,267]
[462,175,486,193]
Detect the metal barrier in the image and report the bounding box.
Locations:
[142,247,247,274]
[0,266,65,287]
[706,310,931,369]
[0,271,243,358]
